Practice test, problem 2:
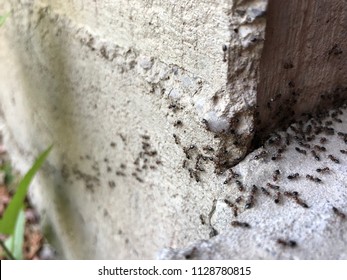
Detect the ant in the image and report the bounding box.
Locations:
[332,207,346,219]
[202,145,214,152]
[306,174,322,183]
[199,214,206,225]
[273,170,281,181]
[261,187,270,196]
[277,239,297,248]
[224,199,234,208]
[173,134,180,145]
[287,173,299,180]
[254,150,268,160]
[320,137,327,144]
[271,153,282,161]
[328,154,340,164]
[284,192,309,208]
[233,205,238,217]
[267,183,280,190]
[245,185,258,209]
[231,221,250,228]
[202,119,210,130]
[313,145,326,152]
[236,180,245,192]
[229,169,240,178]
[274,191,281,204]
[316,167,330,173]
[298,142,310,149]
[311,150,320,161]
[295,147,307,155]
[174,120,183,127]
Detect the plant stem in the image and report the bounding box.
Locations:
[0,239,15,260]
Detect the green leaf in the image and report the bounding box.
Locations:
[4,208,25,259]
[0,145,53,235]
[0,13,10,27]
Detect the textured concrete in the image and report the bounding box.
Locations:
[160,104,347,259]
[0,0,267,259]
[1,0,347,260]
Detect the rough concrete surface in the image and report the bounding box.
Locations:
[0,0,267,259]
[160,105,347,259]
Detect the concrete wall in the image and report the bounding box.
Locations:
[0,0,266,259]
[2,0,346,260]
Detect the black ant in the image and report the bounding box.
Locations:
[272,170,281,181]
[332,207,346,219]
[295,147,307,155]
[199,214,206,225]
[229,169,240,178]
[298,142,310,149]
[254,150,268,160]
[261,187,270,196]
[287,173,299,180]
[245,185,257,209]
[274,191,281,204]
[231,221,250,228]
[202,145,214,152]
[202,119,210,130]
[224,199,234,208]
[313,145,326,152]
[271,153,282,161]
[235,180,245,192]
[267,183,280,190]
[328,154,340,164]
[233,205,238,217]
[174,120,183,127]
[311,150,320,161]
[316,167,330,173]
[284,192,309,208]
[306,174,322,183]
[277,239,297,248]
[141,135,150,140]
[173,134,180,145]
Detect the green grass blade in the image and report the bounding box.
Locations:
[0,145,53,235]
[3,208,25,259]
[12,208,25,259]
[4,235,14,258]
[0,13,10,27]
[0,238,15,259]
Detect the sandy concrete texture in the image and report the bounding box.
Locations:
[160,104,347,259]
[0,0,267,258]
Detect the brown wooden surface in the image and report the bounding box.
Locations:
[256,0,347,139]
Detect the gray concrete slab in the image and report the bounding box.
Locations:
[159,104,347,259]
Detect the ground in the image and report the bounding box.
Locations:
[0,133,55,260]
